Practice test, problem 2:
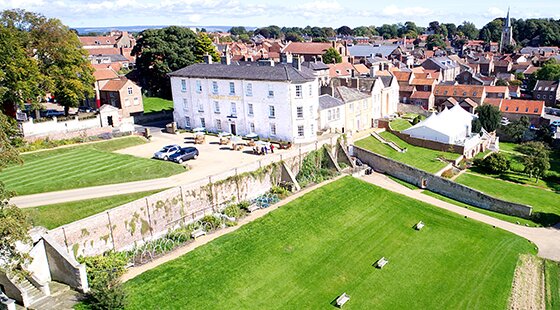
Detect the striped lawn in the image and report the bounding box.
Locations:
[0,137,185,196]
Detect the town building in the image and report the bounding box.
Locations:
[500,8,515,53]
[169,60,319,144]
[421,56,460,82]
[533,80,560,106]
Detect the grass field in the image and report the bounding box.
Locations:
[389,119,412,131]
[125,177,535,309]
[455,173,560,226]
[545,260,560,310]
[0,137,185,196]
[355,132,459,173]
[143,96,173,114]
[23,190,163,229]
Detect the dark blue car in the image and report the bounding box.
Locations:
[169,147,199,164]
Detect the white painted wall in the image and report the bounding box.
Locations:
[171,75,319,143]
[21,116,101,137]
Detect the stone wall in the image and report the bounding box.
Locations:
[353,146,533,218]
[46,138,336,257]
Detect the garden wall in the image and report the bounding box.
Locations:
[353,146,533,219]
[46,138,337,257]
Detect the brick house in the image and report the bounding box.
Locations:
[498,99,546,125]
[420,56,460,82]
[484,86,510,99]
[533,80,560,106]
[98,77,143,117]
[433,85,486,108]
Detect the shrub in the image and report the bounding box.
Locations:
[200,215,223,231]
[477,152,510,174]
[223,204,243,218]
[441,169,454,179]
[78,251,128,310]
[269,185,290,199]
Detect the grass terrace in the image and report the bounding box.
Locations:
[125,177,535,309]
[143,96,174,114]
[389,118,412,131]
[23,190,163,229]
[0,137,185,196]
[355,132,459,173]
[455,173,560,226]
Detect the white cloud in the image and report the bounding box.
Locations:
[187,14,202,23]
[485,7,505,18]
[381,5,433,17]
[298,1,342,11]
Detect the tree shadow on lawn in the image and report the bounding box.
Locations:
[531,212,560,228]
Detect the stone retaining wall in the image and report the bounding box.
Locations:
[353,146,533,219]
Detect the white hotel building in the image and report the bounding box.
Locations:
[169,61,319,144]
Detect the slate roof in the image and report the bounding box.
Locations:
[302,61,329,71]
[168,63,315,82]
[534,80,559,92]
[379,75,393,88]
[424,57,459,70]
[348,44,399,58]
[318,94,345,110]
[335,86,370,102]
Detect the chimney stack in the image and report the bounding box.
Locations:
[203,54,213,64]
[292,55,302,71]
[221,45,231,65]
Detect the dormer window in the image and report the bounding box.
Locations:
[534,108,539,113]
[515,107,519,111]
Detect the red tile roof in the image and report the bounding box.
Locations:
[93,68,119,81]
[411,78,436,86]
[283,42,333,55]
[410,91,432,99]
[353,64,369,75]
[500,99,544,115]
[328,62,355,78]
[484,86,508,93]
[484,98,503,107]
[393,71,412,82]
[100,78,129,92]
[86,48,121,56]
[434,85,485,98]
[79,36,116,46]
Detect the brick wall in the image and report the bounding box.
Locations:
[353,146,533,218]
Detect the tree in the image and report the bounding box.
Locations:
[0,111,31,277]
[477,152,511,174]
[426,34,446,50]
[194,33,220,63]
[229,26,247,36]
[475,105,501,132]
[458,21,479,40]
[284,32,303,42]
[479,19,503,42]
[133,26,197,99]
[504,115,530,142]
[535,59,560,81]
[377,24,398,39]
[495,79,509,86]
[518,141,551,182]
[1,9,95,116]
[322,48,342,64]
[336,26,353,36]
[0,25,44,113]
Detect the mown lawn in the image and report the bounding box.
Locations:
[455,173,560,226]
[143,96,173,114]
[125,177,535,309]
[0,137,185,196]
[355,132,459,173]
[23,190,163,229]
[389,119,412,131]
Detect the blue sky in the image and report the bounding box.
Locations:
[1,0,559,28]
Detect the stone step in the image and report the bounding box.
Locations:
[49,282,70,296]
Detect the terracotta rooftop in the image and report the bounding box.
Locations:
[282,42,333,55]
[500,99,544,115]
[393,71,412,82]
[484,98,503,107]
[434,85,485,98]
[93,68,119,81]
[411,78,436,86]
[484,86,508,93]
[100,78,129,92]
[410,91,432,99]
[79,36,116,46]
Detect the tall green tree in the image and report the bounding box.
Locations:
[0,111,31,277]
[1,9,95,115]
[535,59,560,81]
[322,48,342,64]
[194,33,220,63]
[504,115,530,142]
[426,34,446,50]
[0,25,44,113]
[479,19,503,42]
[458,21,479,40]
[132,26,197,99]
[518,141,551,182]
[475,105,501,132]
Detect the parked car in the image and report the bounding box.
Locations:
[169,147,199,164]
[551,120,560,127]
[78,105,94,113]
[153,145,181,160]
[44,109,65,118]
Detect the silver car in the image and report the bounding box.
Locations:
[153,145,181,160]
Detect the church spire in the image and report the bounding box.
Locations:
[505,7,511,27]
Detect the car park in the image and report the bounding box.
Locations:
[153,145,181,160]
[44,110,65,118]
[169,147,199,164]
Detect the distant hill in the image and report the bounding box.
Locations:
[74,25,256,35]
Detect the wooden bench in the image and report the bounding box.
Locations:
[376,257,388,269]
[191,228,206,239]
[336,292,350,307]
[415,221,425,230]
[246,204,260,213]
